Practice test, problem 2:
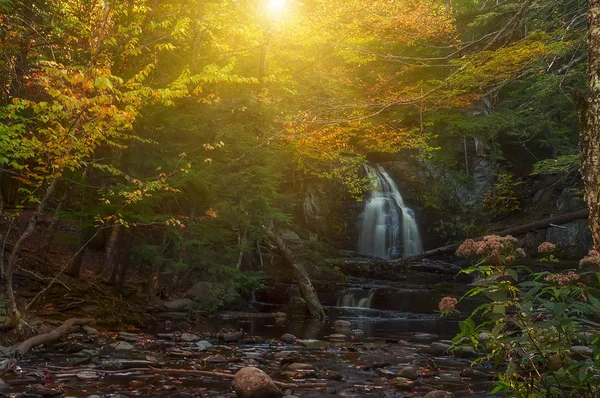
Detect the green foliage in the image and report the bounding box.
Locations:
[532,155,581,176]
[448,238,600,397]
[483,173,524,217]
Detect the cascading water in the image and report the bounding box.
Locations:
[357,164,423,260]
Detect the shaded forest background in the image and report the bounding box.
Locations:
[0,0,590,319]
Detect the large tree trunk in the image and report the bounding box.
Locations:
[580,0,600,250]
[5,178,59,328]
[403,209,590,261]
[267,231,326,321]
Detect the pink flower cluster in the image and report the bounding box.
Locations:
[544,271,580,286]
[537,242,556,253]
[438,296,458,312]
[456,235,518,259]
[580,250,600,268]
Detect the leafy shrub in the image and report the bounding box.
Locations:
[444,236,600,397]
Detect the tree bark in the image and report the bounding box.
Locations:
[67,225,93,278]
[5,178,59,328]
[266,230,326,321]
[402,209,590,261]
[580,0,600,250]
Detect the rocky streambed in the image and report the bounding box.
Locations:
[0,312,497,398]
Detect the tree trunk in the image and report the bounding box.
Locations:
[5,178,59,328]
[99,224,121,279]
[580,0,600,250]
[402,209,590,261]
[40,188,70,256]
[67,224,93,278]
[266,230,326,321]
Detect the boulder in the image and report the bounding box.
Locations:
[111,341,135,351]
[571,345,593,359]
[232,367,283,398]
[164,299,192,310]
[195,340,213,351]
[280,334,297,344]
[334,320,351,328]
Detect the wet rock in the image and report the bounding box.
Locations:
[274,312,287,319]
[232,367,283,398]
[396,366,418,380]
[280,230,300,241]
[424,342,450,356]
[453,346,478,358]
[334,320,351,328]
[412,333,438,341]
[26,384,63,396]
[424,390,455,398]
[327,334,347,342]
[460,367,490,379]
[164,299,192,310]
[82,326,98,336]
[157,333,175,340]
[205,355,228,365]
[118,331,139,342]
[96,358,123,370]
[180,332,200,342]
[281,334,297,343]
[111,341,135,351]
[409,261,461,275]
[75,370,100,380]
[274,350,298,359]
[195,340,213,351]
[297,339,326,348]
[571,345,593,359]
[285,363,313,371]
[218,329,244,342]
[323,386,337,394]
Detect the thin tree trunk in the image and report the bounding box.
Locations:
[40,188,70,255]
[115,230,132,292]
[579,0,600,250]
[463,136,469,176]
[67,225,93,278]
[236,228,248,270]
[5,178,59,328]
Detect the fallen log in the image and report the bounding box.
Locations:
[403,209,589,262]
[46,367,328,389]
[15,318,94,356]
[266,230,326,321]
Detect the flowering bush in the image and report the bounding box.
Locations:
[444,236,600,397]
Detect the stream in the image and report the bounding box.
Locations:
[0,271,497,398]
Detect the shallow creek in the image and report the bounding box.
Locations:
[1,274,497,397]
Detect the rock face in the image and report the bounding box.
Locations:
[546,188,593,258]
[232,367,283,398]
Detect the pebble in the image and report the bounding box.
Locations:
[327,334,347,342]
[424,390,455,398]
[281,333,297,343]
[195,340,213,350]
[396,366,418,380]
[111,341,135,351]
[571,345,593,359]
[424,342,450,356]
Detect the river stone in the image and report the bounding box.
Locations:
[396,366,418,380]
[478,332,491,343]
[232,367,283,398]
[297,339,326,348]
[83,326,98,336]
[424,391,455,398]
[334,320,351,328]
[285,363,313,371]
[180,332,200,342]
[571,345,593,359]
[205,355,228,364]
[164,299,192,310]
[453,346,478,358]
[547,354,563,371]
[274,312,287,319]
[281,334,297,343]
[118,332,139,342]
[111,341,135,351]
[196,340,213,351]
[424,342,450,356]
[327,334,347,342]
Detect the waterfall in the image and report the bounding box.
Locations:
[337,289,375,308]
[357,164,423,260]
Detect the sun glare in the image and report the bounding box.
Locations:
[267,0,287,18]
